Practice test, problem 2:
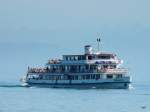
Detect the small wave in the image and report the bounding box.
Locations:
[0,84,23,88]
[140,93,150,96]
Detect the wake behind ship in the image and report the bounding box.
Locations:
[21,40,132,89]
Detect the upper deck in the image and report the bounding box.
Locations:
[61,53,121,65]
[27,45,127,75]
[46,52,122,66]
[63,52,116,61]
[46,45,122,66]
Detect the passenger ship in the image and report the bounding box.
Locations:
[21,41,132,89]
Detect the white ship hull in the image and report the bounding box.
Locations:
[22,76,131,89]
[25,82,131,89]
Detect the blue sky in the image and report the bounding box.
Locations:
[0,0,150,84]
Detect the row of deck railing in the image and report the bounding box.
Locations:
[99,68,128,74]
[28,67,128,74]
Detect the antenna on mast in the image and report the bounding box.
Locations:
[96,33,101,52]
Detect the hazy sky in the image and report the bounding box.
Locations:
[0,0,150,43]
[0,0,150,83]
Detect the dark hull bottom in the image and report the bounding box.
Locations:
[25,82,131,89]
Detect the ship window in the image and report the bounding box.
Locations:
[58,76,61,80]
[96,74,100,79]
[86,65,89,70]
[103,65,108,68]
[65,56,68,61]
[74,75,78,80]
[49,76,53,80]
[98,55,111,59]
[86,75,90,79]
[45,75,49,80]
[63,75,68,80]
[107,75,113,79]
[82,75,86,80]
[67,75,71,80]
[69,57,71,61]
[93,55,96,59]
[91,74,96,79]
[78,75,82,80]
[82,56,86,60]
[78,56,81,60]
[71,76,74,80]
[117,74,122,78]
[88,55,92,60]
[110,65,116,69]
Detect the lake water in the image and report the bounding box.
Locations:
[0,82,150,112]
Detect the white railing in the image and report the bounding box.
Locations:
[47,59,62,64]
[28,68,47,73]
[99,68,128,74]
[28,67,128,74]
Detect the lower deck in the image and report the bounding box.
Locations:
[24,81,131,89]
[22,72,131,89]
[27,72,127,81]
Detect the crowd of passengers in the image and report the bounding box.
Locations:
[47,59,62,64]
[28,65,117,73]
[28,67,97,73]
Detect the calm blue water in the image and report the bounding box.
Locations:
[0,83,150,112]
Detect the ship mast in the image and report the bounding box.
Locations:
[97,38,101,52]
[96,32,101,52]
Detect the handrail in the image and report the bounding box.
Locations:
[28,67,128,74]
[99,68,128,74]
